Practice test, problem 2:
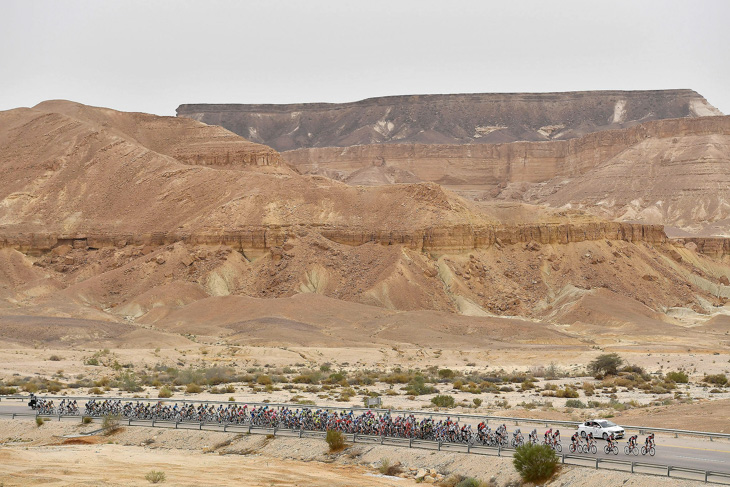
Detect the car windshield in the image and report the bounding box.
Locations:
[598,421,616,427]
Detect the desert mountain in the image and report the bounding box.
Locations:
[176,90,720,151]
[0,101,729,350]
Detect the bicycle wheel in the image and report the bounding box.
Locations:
[555,444,562,453]
[604,445,610,454]
[641,446,647,455]
[649,447,655,456]
[633,447,639,456]
[624,446,630,455]
[613,446,618,455]
[569,444,576,453]
[591,445,597,454]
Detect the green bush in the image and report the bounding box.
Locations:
[588,353,623,377]
[145,470,166,484]
[455,479,483,487]
[565,399,586,408]
[703,374,728,386]
[405,375,436,395]
[513,443,559,483]
[665,371,689,383]
[82,416,93,424]
[325,429,345,451]
[438,369,455,379]
[35,416,45,427]
[431,394,455,408]
[186,383,203,393]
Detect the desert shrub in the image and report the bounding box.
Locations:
[89,387,104,395]
[665,371,689,383]
[582,382,595,396]
[102,414,121,435]
[325,429,345,451]
[186,383,203,393]
[145,470,166,483]
[703,374,728,386]
[82,416,92,424]
[556,387,579,398]
[35,416,45,427]
[117,371,143,392]
[565,399,586,408]
[438,369,455,379]
[23,383,39,394]
[431,394,455,408]
[455,478,483,487]
[513,443,559,483]
[0,386,18,395]
[405,375,436,395]
[158,387,173,398]
[48,355,62,361]
[588,353,623,377]
[473,398,483,407]
[257,374,272,385]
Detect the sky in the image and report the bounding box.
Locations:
[2,0,729,116]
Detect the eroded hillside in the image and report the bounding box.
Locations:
[0,101,729,351]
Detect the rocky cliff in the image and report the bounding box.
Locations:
[177,90,721,151]
[284,116,730,187]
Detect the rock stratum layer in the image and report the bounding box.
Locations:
[284,116,730,236]
[177,90,720,151]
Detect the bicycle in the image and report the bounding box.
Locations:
[604,443,619,455]
[641,444,655,456]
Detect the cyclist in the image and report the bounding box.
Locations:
[645,433,655,449]
[571,432,580,449]
[628,434,638,451]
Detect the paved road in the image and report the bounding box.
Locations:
[2,399,729,481]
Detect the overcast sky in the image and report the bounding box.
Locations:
[2,0,729,115]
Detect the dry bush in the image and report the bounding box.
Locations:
[145,470,166,483]
[325,429,345,451]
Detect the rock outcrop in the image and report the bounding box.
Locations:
[284,115,730,187]
[177,90,721,151]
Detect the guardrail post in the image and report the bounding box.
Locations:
[199,422,202,430]
[705,471,709,483]
[128,418,132,425]
[667,466,671,477]
[248,424,251,434]
[298,428,302,438]
[438,441,441,451]
[498,445,501,457]
[710,436,714,442]
[381,435,384,445]
[467,443,471,453]
[409,438,413,448]
[631,462,634,473]
[595,458,599,469]
[176,421,179,429]
[223,424,227,432]
[151,419,155,427]
[273,427,277,437]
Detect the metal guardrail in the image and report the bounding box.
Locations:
[2,411,729,485]
[2,394,729,441]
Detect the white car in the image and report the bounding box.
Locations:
[578,419,625,440]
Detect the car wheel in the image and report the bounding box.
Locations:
[581,431,587,438]
[602,433,608,440]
